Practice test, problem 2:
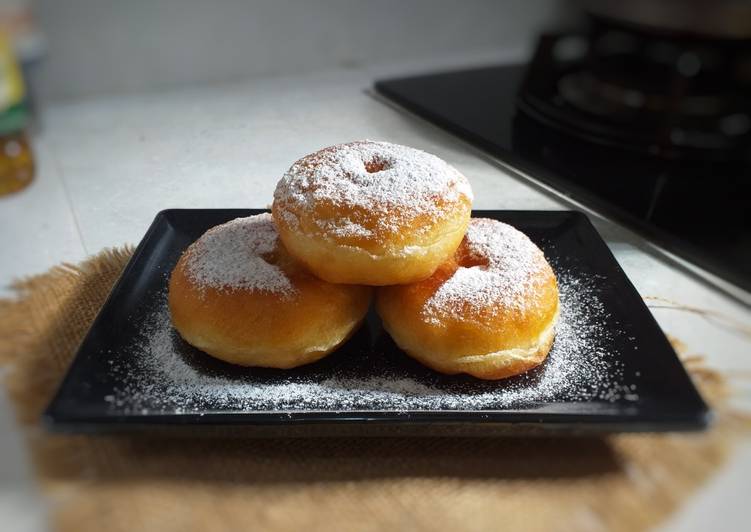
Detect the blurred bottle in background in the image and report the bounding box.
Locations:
[0,0,43,196]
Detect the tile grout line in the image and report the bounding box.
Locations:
[43,139,90,256]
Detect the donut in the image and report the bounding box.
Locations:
[376,218,559,380]
[168,213,372,368]
[272,140,473,286]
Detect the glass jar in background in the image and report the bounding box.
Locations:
[0,29,32,196]
[0,129,32,195]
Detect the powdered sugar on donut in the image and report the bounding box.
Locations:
[273,140,473,237]
[317,217,375,239]
[423,219,552,323]
[184,213,295,295]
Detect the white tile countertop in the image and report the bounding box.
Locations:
[1,65,750,531]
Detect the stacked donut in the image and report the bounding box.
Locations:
[169,140,559,379]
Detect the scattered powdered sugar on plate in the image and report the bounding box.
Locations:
[423,218,552,323]
[273,140,473,238]
[104,268,636,414]
[184,213,295,295]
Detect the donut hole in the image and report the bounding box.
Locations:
[363,158,390,173]
[261,247,304,274]
[457,249,490,270]
[259,249,281,266]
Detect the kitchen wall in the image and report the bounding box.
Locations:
[35,0,562,102]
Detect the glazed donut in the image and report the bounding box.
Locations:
[377,218,559,380]
[168,213,372,368]
[272,140,473,285]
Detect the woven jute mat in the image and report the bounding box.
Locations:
[0,247,748,532]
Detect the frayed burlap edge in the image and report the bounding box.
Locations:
[0,247,748,532]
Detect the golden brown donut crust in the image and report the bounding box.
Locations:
[169,215,372,368]
[272,140,473,285]
[377,218,559,380]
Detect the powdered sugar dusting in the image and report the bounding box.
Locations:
[184,213,295,295]
[273,140,473,239]
[424,219,552,323]
[317,217,375,239]
[103,268,635,414]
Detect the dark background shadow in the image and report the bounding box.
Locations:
[17,243,623,488]
[39,433,621,485]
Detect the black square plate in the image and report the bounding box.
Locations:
[44,209,709,436]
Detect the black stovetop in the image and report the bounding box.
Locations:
[375,64,751,296]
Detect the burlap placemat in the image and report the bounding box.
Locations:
[0,247,747,532]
